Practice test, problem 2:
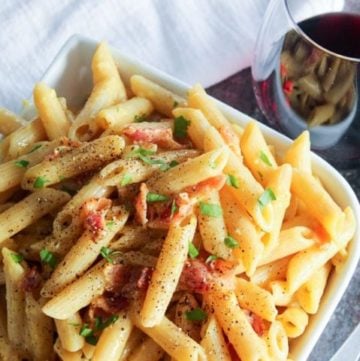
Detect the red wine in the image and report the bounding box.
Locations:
[299,13,360,59]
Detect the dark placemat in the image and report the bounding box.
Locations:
[207,68,360,361]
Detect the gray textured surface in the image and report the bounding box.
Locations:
[207,69,360,361]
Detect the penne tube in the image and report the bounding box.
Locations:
[283,131,311,174]
[291,169,344,239]
[42,206,128,297]
[69,42,127,141]
[55,313,84,352]
[187,84,241,156]
[147,147,228,195]
[0,117,47,162]
[25,294,54,361]
[2,247,27,353]
[42,261,106,320]
[0,138,65,192]
[206,282,268,361]
[234,278,278,321]
[0,107,26,135]
[200,315,232,361]
[141,216,197,327]
[240,121,278,183]
[263,320,288,361]
[261,164,292,254]
[127,336,164,361]
[220,187,264,275]
[0,189,70,246]
[130,75,186,117]
[277,307,309,338]
[54,339,83,361]
[22,135,125,190]
[82,342,96,360]
[198,190,231,259]
[92,311,133,361]
[34,83,71,139]
[96,97,154,131]
[118,328,145,361]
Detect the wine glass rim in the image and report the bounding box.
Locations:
[283,0,360,62]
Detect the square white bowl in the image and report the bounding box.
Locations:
[38,35,360,361]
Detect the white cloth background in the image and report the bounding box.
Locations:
[0,0,269,112]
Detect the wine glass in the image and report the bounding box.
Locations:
[252,0,360,168]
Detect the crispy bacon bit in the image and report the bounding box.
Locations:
[135,183,149,225]
[80,198,111,234]
[179,260,211,294]
[90,292,129,317]
[208,258,235,275]
[249,313,266,336]
[104,264,127,293]
[283,80,294,95]
[172,193,196,224]
[21,267,42,292]
[136,267,153,290]
[184,175,226,198]
[123,121,185,150]
[218,124,241,155]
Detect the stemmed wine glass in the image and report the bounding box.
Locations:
[252,0,360,168]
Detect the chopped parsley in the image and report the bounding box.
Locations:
[106,221,116,230]
[205,254,218,263]
[226,174,239,188]
[173,116,190,139]
[94,315,119,331]
[188,242,199,259]
[79,324,98,345]
[40,249,57,269]
[258,188,276,209]
[10,253,23,263]
[185,308,207,321]
[120,173,133,187]
[259,150,273,167]
[33,176,48,189]
[199,202,222,217]
[27,144,42,154]
[146,193,169,203]
[15,159,29,168]
[224,235,239,248]
[100,246,115,264]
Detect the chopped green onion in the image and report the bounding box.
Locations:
[15,159,29,168]
[10,253,23,263]
[174,116,190,139]
[85,335,98,345]
[79,324,93,337]
[33,176,48,189]
[258,188,276,209]
[127,147,156,159]
[146,193,169,203]
[40,249,57,269]
[94,315,119,331]
[120,173,133,187]
[134,114,147,122]
[100,246,114,264]
[188,242,199,259]
[106,221,116,230]
[226,174,239,188]
[159,160,179,171]
[259,150,273,167]
[224,235,239,249]
[173,100,179,108]
[170,200,178,218]
[27,144,42,154]
[199,202,222,217]
[205,254,218,263]
[185,308,207,321]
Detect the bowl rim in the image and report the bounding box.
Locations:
[39,34,360,361]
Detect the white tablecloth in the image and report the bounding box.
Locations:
[0,0,269,112]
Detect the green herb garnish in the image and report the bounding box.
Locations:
[258,188,276,209]
[94,315,119,331]
[170,200,178,218]
[100,246,115,264]
[259,150,273,167]
[40,249,57,269]
[188,242,199,259]
[15,159,29,168]
[33,176,48,189]
[173,100,179,108]
[205,254,218,263]
[226,174,239,188]
[134,114,147,122]
[199,202,222,217]
[120,173,133,187]
[27,144,42,154]
[185,308,207,321]
[10,253,23,263]
[146,193,169,203]
[174,116,190,138]
[224,235,239,249]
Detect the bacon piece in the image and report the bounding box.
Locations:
[104,264,127,293]
[135,183,149,225]
[184,175,226,198]
[179,260,211,294]
[80,198,111,234]
[136,267,153,290]
[21,267,42,292]
[122,121,185,150]
[250,313,266,336]
[90,292,129,316]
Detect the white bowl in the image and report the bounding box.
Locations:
[39,35,360,361]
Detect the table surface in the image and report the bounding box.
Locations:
[207,68,360,361]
